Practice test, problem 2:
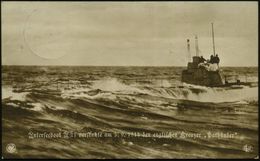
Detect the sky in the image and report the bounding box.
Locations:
[2,2,258,66]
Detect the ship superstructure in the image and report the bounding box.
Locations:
[181,23,254,87]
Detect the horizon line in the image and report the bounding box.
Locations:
[1,65,258,67]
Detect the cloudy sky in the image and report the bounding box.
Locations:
[2,2,258,66]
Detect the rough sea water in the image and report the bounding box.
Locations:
[2,66,258,159]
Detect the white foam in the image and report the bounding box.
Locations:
[155,80,172,87]
[144,83,258,104]
[6,102,19,107]
[60,77,257,105]
[186,86,258,103]
[182,83,209,91]
[28,103,44,111]
[61,88,117,100]
[92,78,141,92]
[2,86,29,101]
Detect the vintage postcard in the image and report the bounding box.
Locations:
[2,1,258,159]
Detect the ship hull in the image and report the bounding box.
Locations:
[181,68,224,87]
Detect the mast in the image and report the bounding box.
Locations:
[211,23,216,56]
[195,35,199,56]
[187,39,191,62]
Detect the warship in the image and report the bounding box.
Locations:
[181,23,254,88]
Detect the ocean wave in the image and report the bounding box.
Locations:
[59,78,258,106]
[182,85,258,103]
[92,78,142,92]
[2,86,29,101]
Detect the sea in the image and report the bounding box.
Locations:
[2,66,258,159]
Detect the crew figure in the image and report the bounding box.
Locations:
[199,56,206,63]
[215,54,220,65]
[209,55,214,63]
[209,54,220,64]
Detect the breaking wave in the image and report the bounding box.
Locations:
[60,78,258,105]
[2,86,29,101]
[2,66,258,159]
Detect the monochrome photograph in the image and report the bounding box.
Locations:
[2,1,258,159]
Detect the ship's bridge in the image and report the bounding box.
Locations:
[187,56,219,72]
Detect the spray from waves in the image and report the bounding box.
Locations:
[61,78,177,101]
[153,79,172,87]
[60,78,258,105]
[3,78,255,112]
[152,83,258,104]
[185,86,258,103]
[60,78,151,102]
[91,78,144,93]
[61,88,117,100]
[2,86,61,112]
